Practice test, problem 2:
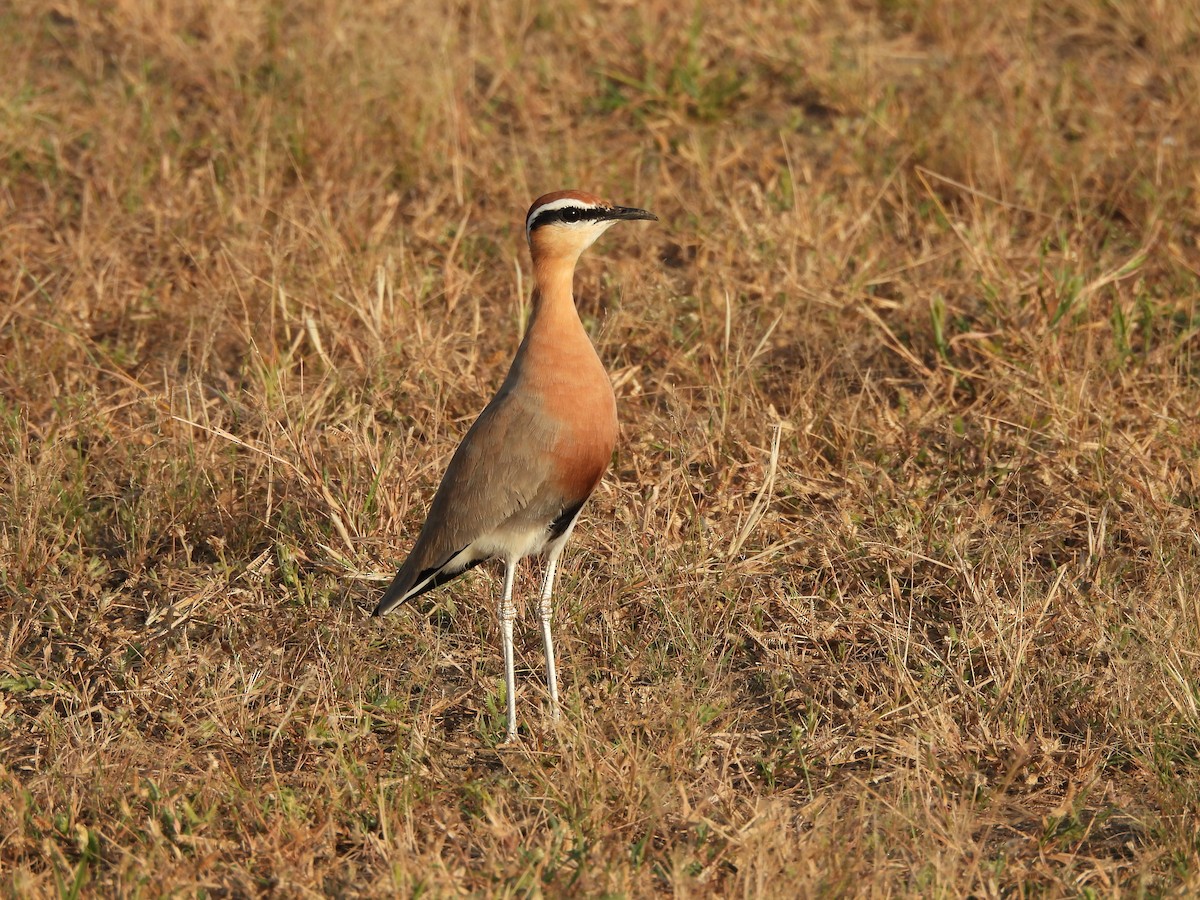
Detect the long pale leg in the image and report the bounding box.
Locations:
[499,557,518,741]
[540,545,565,722]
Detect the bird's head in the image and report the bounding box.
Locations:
[525,190,656,261]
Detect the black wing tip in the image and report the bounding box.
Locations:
[371,590,404,618]
[371,546,479,620]
[370,576,405,618]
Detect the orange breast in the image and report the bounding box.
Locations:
[525,327,617,502]
[549,387,617,501]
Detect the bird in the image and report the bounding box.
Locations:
[373,190,657,741]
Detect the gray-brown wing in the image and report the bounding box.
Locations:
[372,385,564,615]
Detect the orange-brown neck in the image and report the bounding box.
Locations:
[521,247,617,502]
[527,252,583,334]
[517,243,613,411]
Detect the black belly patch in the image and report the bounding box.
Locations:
[548,500,586,540]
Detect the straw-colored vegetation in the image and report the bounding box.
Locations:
[3,0,1200,894]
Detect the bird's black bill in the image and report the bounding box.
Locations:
[604,206,657,222]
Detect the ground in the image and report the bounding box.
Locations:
[2,0,1200,895]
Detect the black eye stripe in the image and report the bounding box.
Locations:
[528,205,603,232]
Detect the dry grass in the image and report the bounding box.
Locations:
[3,0,1200,895]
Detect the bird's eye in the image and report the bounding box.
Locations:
[564,207,584,222]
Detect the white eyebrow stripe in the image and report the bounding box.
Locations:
[525,198,604,239]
